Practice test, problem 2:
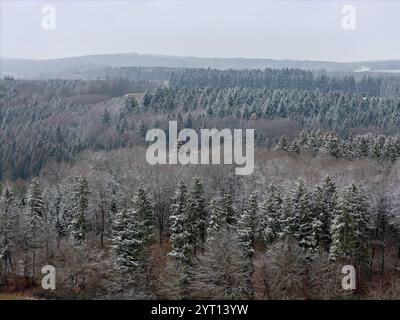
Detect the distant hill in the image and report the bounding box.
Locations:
[1,53,400,79]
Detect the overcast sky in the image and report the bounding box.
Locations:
[0,0,399,62]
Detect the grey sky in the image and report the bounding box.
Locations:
[0,0,399,62]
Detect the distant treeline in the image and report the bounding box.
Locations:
[84,67,400,98]
[276,130,400,162]
[170,68,400,98]
[143,86,400,130]
[0,78,158,99]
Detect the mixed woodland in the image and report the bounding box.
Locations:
[1,68,400,299]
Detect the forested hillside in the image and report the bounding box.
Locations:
[1,68,400,299]
[3,53,400,79]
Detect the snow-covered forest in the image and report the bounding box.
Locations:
[1,68,400,299]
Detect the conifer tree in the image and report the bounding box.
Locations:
[313,176,337,251]
[283,179,315,250]
[323,133,342,158]
[350,185,371,265]
[277,136,290,152]
[238,194,258,259]
[169,180,191,262]
[132,187,154,247]
[237,193,258,299]
[25,178,46,279]
[290,140,300,156]
[112,187,154,275]
[143,91,152,108]
[222,191,236,226]
[111,208,142,273]
[371,196,391,275]
[0,186,17,273]
[207,198,224,241]
[258,184,283,244]
[71,176,89,243]
[187,176,207,254]
[330,184,370,263]
[125,96,139,112]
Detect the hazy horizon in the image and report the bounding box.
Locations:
[1,1,399,62]
[2,51,400,64]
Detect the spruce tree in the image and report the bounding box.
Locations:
[71,176,89,243]
[277,136,290,152]
[283,179,315,250]
[350,185,371,265]
[169,180,191,262]
[323,133,342,158]
[132,187,154,247]
[0,186,17,273]
[25,178,46,279]
[238,193,258,259]
[111,187,154,275]
[187,176,207,254]
[237,193,258,299]
[111,208,142,273]
[207,198,224,241]
[371,196,391,275]
[125,96,139,112]
[330,184,369,263]
[313,176,337,251]
[258,184,282,244]
[222,191,236,226]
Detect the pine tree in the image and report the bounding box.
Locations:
[71,176,89,243]
[277,136,290,152]
[132,187,154,247]
[143,91,152,108]
[237,193,258,299]
[111,187,154,276]
[290,139,301,156]
[283,179,315,250]
[0,186,17,273]
[207,198,224,241]
[27,179,45,238]
[371,196,391,275]
[350,185,371,265]
[313,176,337,251]
[330,190,356,261]
[258,184,282,244]
[169,180,191,262]
[111,208,142,273]
[296,193,316,250]
[323,133,342,158]
[222,191,236,226]
[125,96,139,112]
[186,176,207,254]
[238,194,258,259]
[25,178,46,279]
[330,184,369,263]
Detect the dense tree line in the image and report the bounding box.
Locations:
[144,86,400,130]
[1,174,398,299]
[276,130,400,162]
[170,68,400,98]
